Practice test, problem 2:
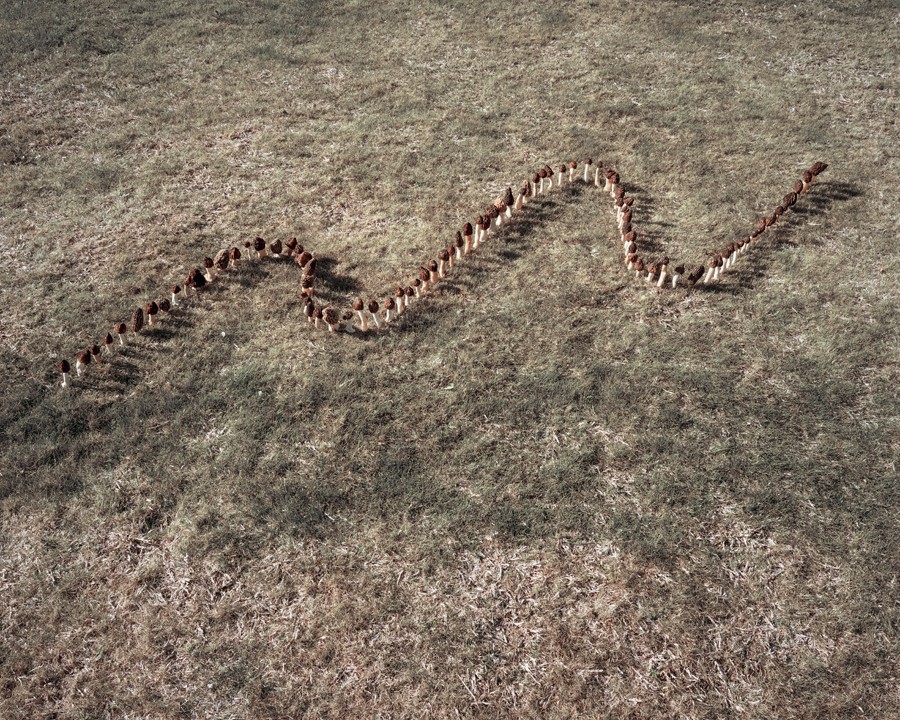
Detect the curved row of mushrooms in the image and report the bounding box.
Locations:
[57,237,317,387]
[54,158,828,386]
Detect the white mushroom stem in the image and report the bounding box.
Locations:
[646,271,654,282]
[627,258,635,270]
[204,269,215,283]
[494,214,502,228]
[505,205,512,220]
[464,234,473,254]
[671,273,681,288]
[61,372,70,388]
[104,343,112,355]
[514,193,524,211]
[447,254,454,270]
[594,167,601,187]
[396,302,405,316]
[713,266,721,282]
[370,311,382,329]
[414,285,421,299]
[171,292,179,305]
[385,308,393,323]
[118,334,125,346]
[703,267,715,284]
[603,177,612,193]
[583,164,591,183]
[657,268,668,288]
[455,245,463,261]
[357,311,368,332]
[147,314,155,326]
[539,177,545,194]
[438,260,446,278]
[76,360,86,376]
[568,167,576,182]
[557,169,564,186]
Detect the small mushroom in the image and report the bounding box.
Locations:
[214,248,230,271]
[115,322,127,345]
[89,344,102,364]
[384,297,396,323]
[583,158,593,183]
[657,257,670,288]
[645,261,658,283]
[75,350,91,376]
[671,264,686,288]
[254,237,268,259]
[171,284,182,306]
[145,300,159,326]
[454,231,464,261]
[103,332,114,355]
[567,160,578,183]
[463,223,474,254]
[300,274,315,298]
[244,239,254,260]
[809,161,828,177]
[323,307,339,332]
[270,238,283,257]
[557,164,566,187]
[405,286,414,307]
[800,169,813,193]
[428,259,439,284]
[203,257,216,283]
[438,248,450,278]
[296,250,313,269]
[395,287,407,316]
[412,278,422,298]
[59,359,71,388]
[303,297,315,324]
[158,298,171,314]
[418,267,430,294]
[312,305,323,330]
[229,247,242,268]
[285,238,298,256]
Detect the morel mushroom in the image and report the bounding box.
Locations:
[463,222,474,254]
[353,297,368,331]
[454,231,464,260]
[203,257,216,283]
[131,307,144,333]
[671,265,685,288]
[567,160,578,183]
[368,299,382,329]
[583,158,593,183]
[89,344,102,364]
[59,359,71,388]
[438,248,450,278]
[384,297,396,323]
[270,238,283,257]
[323,307,339,333]
[145,300,159,326]
[229,247,241,268]
[254,237,267,259]
[428,259,439,283]
[103,332,114,355]
[171,284,182,306]
[75,350,91,376]
[115,322,127,346]
[657,257,670,288]
[395,287,407,316]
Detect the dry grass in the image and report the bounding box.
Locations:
[1,1,899,718]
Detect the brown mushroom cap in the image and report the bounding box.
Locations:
[385,298,396,311]
[463,222,473,235]
[323,307,338,325]
[585,157,593,165]
[634,258,645,272]
[801,170,813,184]
[455,231,464,248]
[204,256,214,269]
[438,248,450,262]
[412,278,421,289]
[189,268,207,288]
[230,247,241,260]
[89,344,101,357]
[254,237,266,252]
[792,180,803,194]
[342,310,354,321]
[558,164,566,173]
[171,284,181,295]
[674,265,686,275]
[367,299,379,314]
[353,297,364,312]
[131,308,144,333]
[395,287,405,299]
[59,359,70,373]
[270,239,283,255]
[568,160,578,170]
[115,323,127,335]
[532,173,541,183]
[312,306,323,320]
[214,248,230,269]
[504,187,515,205]
[304,258,317,276]
[296,250,313,267]
[243,240,251,250]
[77,350,91,365]
[104,333,114,346]
[145,300,159,316]
[428,259,438,273]
[158,298,171,312]
[418,267,429,282]
[810,161,828,176]
[405,286,414,297]
[286,238,298,252]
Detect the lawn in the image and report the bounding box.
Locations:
[1,1,898,717]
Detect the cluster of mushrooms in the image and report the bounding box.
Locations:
[56,237,317,388]
[55,157,828,387]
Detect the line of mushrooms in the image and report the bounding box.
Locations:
[55,158,827,388]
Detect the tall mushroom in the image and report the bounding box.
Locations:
[171,284,182,306]
[504,187,515,218]
[214,248,230,272]
[323,307,339,333]
[229,247,241,269]
[395,287,407,316]
[203,257,216,283]
[115,322,127,346]
[657,257,670,288]
[59,359,71,388]
[583,158,593,183]
[270,238,283,257]
[454,231,464,261]
[438,248,450,278]
[428,259,439,284]
[131,307,144,334]
[384,297,396,323]
[103,332,114,355]
[353,297,368,331]
[89,344,102,364]
[463,222,474,254]
[557,164,565,187]
[567,160,578,183]
[671,264,685,288]
[254,237,267,259]
[368,299,382,329]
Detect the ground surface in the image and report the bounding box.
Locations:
[1,1,898,718]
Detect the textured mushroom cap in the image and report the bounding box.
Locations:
[59,359,71,373]
[610,171,620,184]
[405,286,414,297]
[674,265,686,275]
[765,214,776,226]
[496,201,507,214]
[158,298,171,312]
[77,351,92,365]
[115,323,127,335]
[801,170,813,183]
[558,164,566,173]
[647,262,659,275]
[395,287,405,299]
[438,248,450,262]
[286,238,298,251]
[244,240,252,250]
[385,298,396,311]
[626,253,638,264]
[810,161,828,176]
[104,333,114,345]
[297,250,313,267]
[792,180,803,194]
[463,222,473,235]
[774,205,784,217]
[312,306,323,320]
[755,217,767,232]
[131,308,144,333]
[171,284,182,295]
[585,158,593,165]
[782,192,796,207]
[214,248,230,269]
[614,186,625,201]
[412,278,421,288]
[230,247,241,260]
[353,297,364,311]
[634,258,645,272]
[623,230,636,245]
[323,307,339,325]
[504,187,515,205]
[145,301,159,316]
[203,256,214,269]
[568,160,578,170]
[300,275,314,289]
[626,241,637,255]
[661,256,670,266]
[89,344,101,357]
[270,239,283,255]
[342,310,354,321]
[304,258,318,276]
[543,164,553,175]
[428,259,438,273]
[419,267,430,282]
[532,173,541,183]
[367,300,379,314]
[254,237,266,252]
[454,231,464,248]
[487,205,499,219]
[303,299,314,317]
[190,269,207,288]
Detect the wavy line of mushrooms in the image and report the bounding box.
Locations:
[53,160,827,386]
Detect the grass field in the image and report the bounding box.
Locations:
[1,1,898,717]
